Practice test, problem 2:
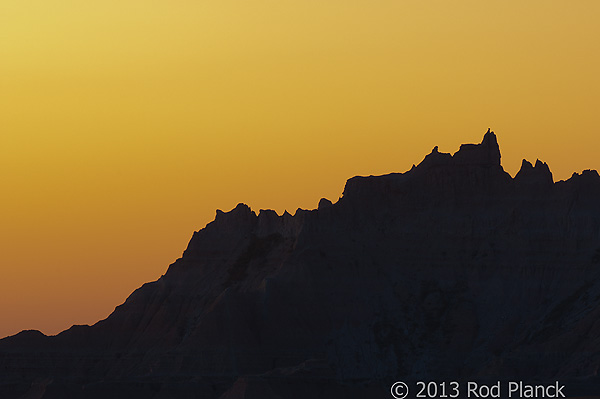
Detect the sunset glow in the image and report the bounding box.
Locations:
[1,0,599,337]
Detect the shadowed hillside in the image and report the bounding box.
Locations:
[2,130,600,398]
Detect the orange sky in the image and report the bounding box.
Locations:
[1,0,599,338]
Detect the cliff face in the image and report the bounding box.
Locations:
[2,130,600,398]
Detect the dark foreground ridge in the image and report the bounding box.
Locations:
[3,130,600,398]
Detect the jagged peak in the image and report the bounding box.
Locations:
[481,127,498,147]
[568,169,600,183]
[211,203,257,231]
[534,159,546,168]
[216,202,253,218]
[416,145,452,169]
[519,159,534,171]
[570,169,600,177]
[413,128,502,171]
[452,128,501,166]
[534,159,552,176]
[318,198,333,210]
[515,158,554,187]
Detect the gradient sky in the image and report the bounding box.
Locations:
[1,0,599,338]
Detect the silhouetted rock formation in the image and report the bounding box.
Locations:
[515,159,554,193]
[2,130,600,398]
[453,128,501,166]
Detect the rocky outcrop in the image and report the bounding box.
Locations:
[452,128,502,166]
[2,129,600,398]
[514,159,554,193]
